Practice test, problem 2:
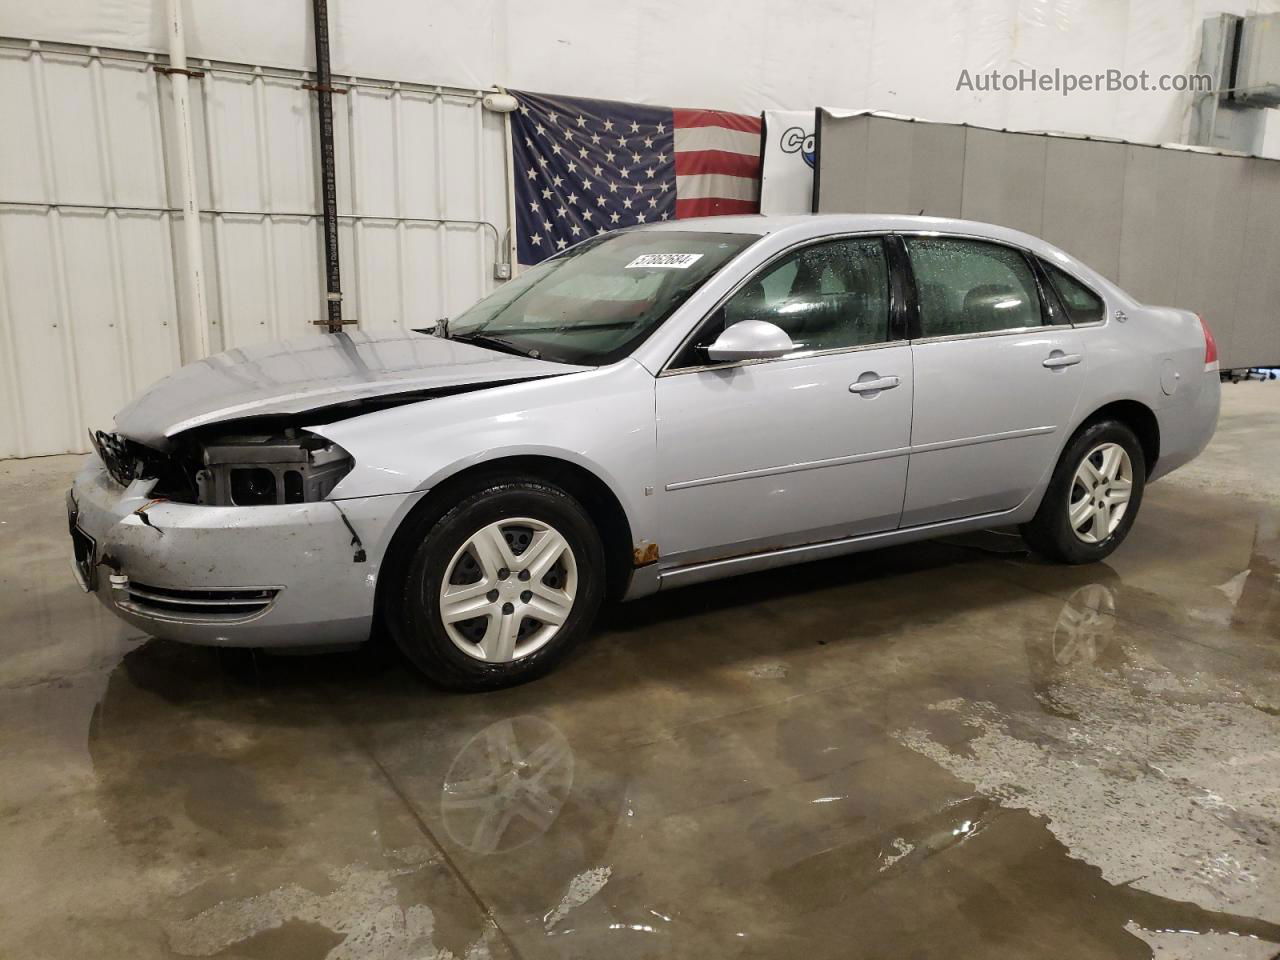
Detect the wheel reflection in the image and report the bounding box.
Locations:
[441,715,575,855]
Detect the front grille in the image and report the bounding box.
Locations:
[120,582,280,621]
[90,430,140,487]
[89,431,199,502]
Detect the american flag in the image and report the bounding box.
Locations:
[510,90,762,266]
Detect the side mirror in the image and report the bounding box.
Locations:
[705,319,795,363]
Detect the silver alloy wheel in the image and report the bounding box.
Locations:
[1068,442,1134,544]
[439,517,578,663]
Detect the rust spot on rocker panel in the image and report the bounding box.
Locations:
[633,542,660,567]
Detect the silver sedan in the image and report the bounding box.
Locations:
[69,214,1220,689]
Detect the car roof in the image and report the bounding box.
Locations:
[643,212,1048,251]
[633,212,1130,307]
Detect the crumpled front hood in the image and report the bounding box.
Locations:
[115,329,587,447]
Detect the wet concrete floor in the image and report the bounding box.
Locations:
[1,384,1278,959]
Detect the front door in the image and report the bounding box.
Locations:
[655,236,914,565]
[900,235,1086,527]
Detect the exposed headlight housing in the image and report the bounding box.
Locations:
[195,431,353,506]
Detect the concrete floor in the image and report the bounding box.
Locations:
[2,387,1279,960]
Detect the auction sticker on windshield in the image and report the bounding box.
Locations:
[625,253,704,269]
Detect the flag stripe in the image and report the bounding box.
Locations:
[510,90,760,265]
[672,108,763,134]
[674,149,762,179]
[676,173,760,202]
[675,197,761,217]
[673,126,761,156]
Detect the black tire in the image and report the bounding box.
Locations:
[1020,419,1146,564]
[386,478,605,691]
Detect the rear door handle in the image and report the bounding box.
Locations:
[1042,353,1082,369]
[848,375,901,394]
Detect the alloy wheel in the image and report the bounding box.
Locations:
[438,517,578,662]
[1068,442,1134,544]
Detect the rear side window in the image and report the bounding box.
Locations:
[905,238,1044,337]
[1042,261,1105,325]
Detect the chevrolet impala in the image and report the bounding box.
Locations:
[68,215,1220,689]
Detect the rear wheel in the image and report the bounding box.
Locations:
[1020,420,1146,564]
[387,479,605,690]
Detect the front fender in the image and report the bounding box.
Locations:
[307,359,658,547]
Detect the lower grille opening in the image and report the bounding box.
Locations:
[122,582,280,620]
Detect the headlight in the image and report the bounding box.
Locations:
[194,430,354,506]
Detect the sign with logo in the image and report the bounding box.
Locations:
[759,110,817,214]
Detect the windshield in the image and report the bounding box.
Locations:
[448,230,756,365]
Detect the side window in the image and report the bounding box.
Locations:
[905,238,1044,337]
[720,237,891,354]
[1042,261,1105,325]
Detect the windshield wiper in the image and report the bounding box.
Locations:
[451,332,540,359]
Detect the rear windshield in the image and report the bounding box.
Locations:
[447,230,756,365]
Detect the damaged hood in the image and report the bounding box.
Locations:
[115,330,588,447]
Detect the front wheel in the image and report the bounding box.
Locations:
[387,479,605,691]
[1020,420,1146,564]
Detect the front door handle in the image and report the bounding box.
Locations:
[848,375,901,394]
[1043,353,1082,369]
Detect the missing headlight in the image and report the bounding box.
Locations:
[195,431,353,506]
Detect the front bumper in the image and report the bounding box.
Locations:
[68,456,423,647]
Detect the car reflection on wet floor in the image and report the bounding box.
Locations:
[1,416,1279,959]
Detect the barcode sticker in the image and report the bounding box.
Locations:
[625,253,704,270]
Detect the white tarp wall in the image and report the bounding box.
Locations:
[0,37,507,458]
[7,0,1280,144]
[6,0,1280,457]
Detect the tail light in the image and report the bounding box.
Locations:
[1197,314,1218,367]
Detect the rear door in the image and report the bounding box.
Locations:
[899,234,1085,527]
[655,235,913,565]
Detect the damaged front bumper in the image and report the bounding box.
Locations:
[67,455,423,648]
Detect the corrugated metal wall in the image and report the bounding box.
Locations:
[0,37,510,459]
[814,111,1280,370]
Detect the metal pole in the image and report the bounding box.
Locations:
[164,0,212,358]
[311,0,344,331]
[499,90,519,278]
